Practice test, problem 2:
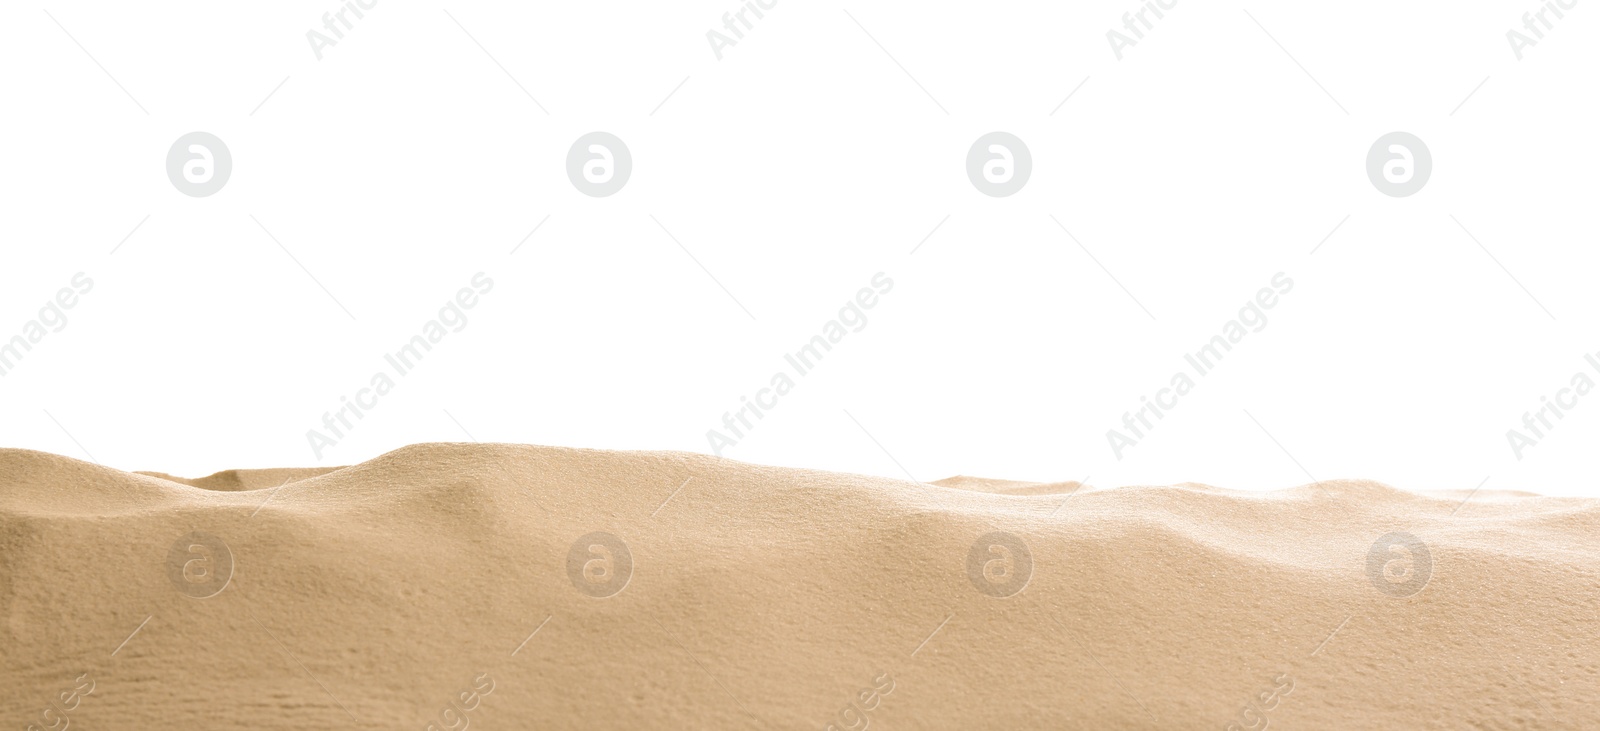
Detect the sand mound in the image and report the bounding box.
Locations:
[2,443,1596,729]
[136,467,343,492]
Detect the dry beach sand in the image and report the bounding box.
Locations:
[2,443,1597,729]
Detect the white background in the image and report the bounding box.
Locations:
[2,1,1596,496]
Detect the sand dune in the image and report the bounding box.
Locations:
[2,443,1596,729]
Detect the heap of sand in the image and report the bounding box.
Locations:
[1,443,1595,729]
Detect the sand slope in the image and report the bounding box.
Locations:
[1,443,1597,730]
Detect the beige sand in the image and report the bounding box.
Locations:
[2,443,1596,729]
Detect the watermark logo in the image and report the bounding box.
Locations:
[307,0,380,60]
[306,272,495,459]
[966,132,1031,197]
[567,531,633,598]
[706,272,893,455]
[1365,132,1430,198]
[566,132,632,197]
[166,531,234,599]
[821,671,895,731]
[0,272,94,378]
[1106,0,1180,60]
[706,0,779,60]
[1108,272,1294,459]
[966,531,1033,598]
[1366,531,1432,598]
[1505,351,1599,460]
[1224,673,1293,731]
[424,672,495,731]
[1507,0,1579,60]
[26,672,95,731]
[166,132,231,198]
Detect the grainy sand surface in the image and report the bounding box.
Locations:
[2,443,1596,729]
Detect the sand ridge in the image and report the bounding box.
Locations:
[2,443,1597,729]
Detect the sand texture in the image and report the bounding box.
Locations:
[2,443,1597,729]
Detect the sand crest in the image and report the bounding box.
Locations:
[1,443,1596,729]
